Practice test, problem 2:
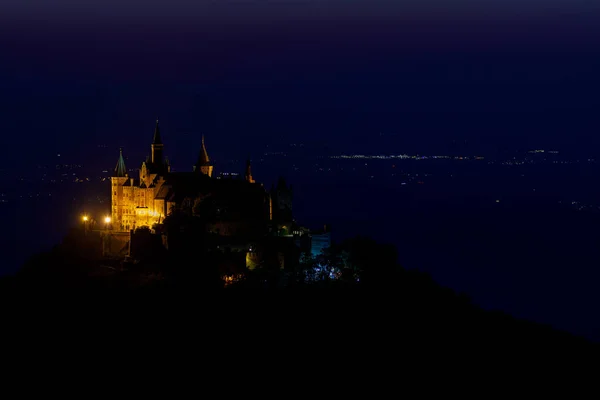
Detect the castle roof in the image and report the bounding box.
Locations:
[114,148,127,177]
[122,178,139,187]
[159,172,265,206]
[155,184,172,200]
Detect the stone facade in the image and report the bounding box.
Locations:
[110,120,281,234]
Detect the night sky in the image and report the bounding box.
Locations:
[1,1,599,169]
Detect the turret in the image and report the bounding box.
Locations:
[165,156,171,173]
[194,135,213,177]
[271,176,293,222]
[114,148,127,177]
[245,159,255,183]
[151,118,164,166]
[111,148,129,231]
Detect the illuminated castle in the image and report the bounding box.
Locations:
[110,120,294,234]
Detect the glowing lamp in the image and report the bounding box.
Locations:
[104,216,111,224]
[82,216,89,222]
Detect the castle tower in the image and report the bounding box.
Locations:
[194,135,213,177]
[151,118,163,166]
[245,159,255,183]
[271,176,293,223]
[111,148,129,231]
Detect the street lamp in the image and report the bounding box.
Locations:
[102,216,112,255]
[82,215,89,235]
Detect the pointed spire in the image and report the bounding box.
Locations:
[245,158,254,183]
[277,176,287,189]
[153,118,162,144]
[197,134,210,166]
[114,148,127,177]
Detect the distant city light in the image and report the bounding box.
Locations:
[104,216,111,223]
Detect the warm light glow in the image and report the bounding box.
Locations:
[82,215,89,222]
[104,216,111,224]
[222,274,244,287]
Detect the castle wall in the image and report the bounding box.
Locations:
[208,220,267,237]
[102,231,131,256]
[122,185,134,231]
[112,176,168,232]
[130,229,163,259]
[111,176,128,231]
[110,125,293,246]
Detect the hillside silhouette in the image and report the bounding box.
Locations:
[2,221,597,370]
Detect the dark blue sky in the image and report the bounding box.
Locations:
[1,1,599,169]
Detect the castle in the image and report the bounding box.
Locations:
[110,120,294,236]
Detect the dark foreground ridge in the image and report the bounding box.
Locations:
[1,227,598,373]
